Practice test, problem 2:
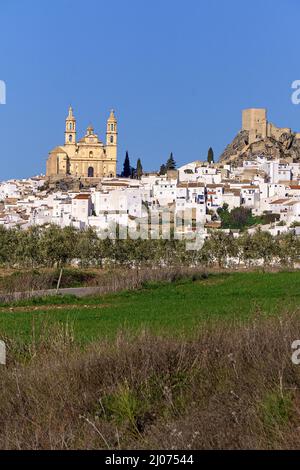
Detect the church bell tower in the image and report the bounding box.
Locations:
[65,105,77,145]
[106,109,117,164]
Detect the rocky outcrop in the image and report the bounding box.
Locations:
[219,130,250,164]
[219,130,300,166]
[44,176,102,193]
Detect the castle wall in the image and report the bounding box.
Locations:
[242,109,267,143]
[267,123,291,140]
[242,108,293,145]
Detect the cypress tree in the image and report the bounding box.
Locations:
[136,158,143,179]
[159,164,167,175]
[122,151,131,177]
[166,152,176,170]
[207,147,214,164]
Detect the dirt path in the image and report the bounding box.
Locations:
[0,304,108,313]
[0,286,103,303]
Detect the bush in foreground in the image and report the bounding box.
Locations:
[0,313,300,449]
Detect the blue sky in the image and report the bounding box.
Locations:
[1,0,300,179]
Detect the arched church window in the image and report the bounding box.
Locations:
[69,123,72,130]
[111,124,114,131]
[89,151,93,158]
[69,135,72,142]
[110,135,114,143]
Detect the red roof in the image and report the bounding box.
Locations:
[74,194,90,200]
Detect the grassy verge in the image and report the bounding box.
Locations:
[0,271,300,345]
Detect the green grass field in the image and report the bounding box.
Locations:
[0,271,300,344]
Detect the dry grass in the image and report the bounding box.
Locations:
[0,266,209,302]
[86,266,209,294]
[1,313,300,449]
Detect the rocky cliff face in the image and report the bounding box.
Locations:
[219,130,300,165]
[43,176,101,193]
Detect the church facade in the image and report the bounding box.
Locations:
[46,107,117,178]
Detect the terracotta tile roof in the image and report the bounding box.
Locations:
[224,189,241,195]
[205,221,221,228]
[74,194,90,200]
[177,182,205,188]
[283,200,300,206]
[241,186,259,189]
[4,198,18,204]
[270,198,291,205]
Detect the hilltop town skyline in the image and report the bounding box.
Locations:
[3,1,300,456]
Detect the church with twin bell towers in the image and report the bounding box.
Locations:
[46,107,117,178]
